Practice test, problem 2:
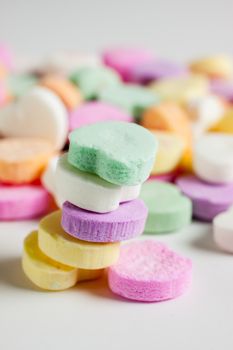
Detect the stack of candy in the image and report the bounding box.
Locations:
[3,44,233,301]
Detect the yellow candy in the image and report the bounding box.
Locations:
[150,75,208,104]
[38,211,120,269]
[211,108,233,133]
[150,131,185,175]
[190,55,233,79]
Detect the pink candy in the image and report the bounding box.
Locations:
[108,240,192,302]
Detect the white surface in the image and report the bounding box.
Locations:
[1,219,233,350]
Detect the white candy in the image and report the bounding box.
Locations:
[193,133,233,184]
[187,95,224,140]
[55,154,141,213]
[214,207,233,253]
[41,155,59,196]
[42,52,100,75]
[0,87,68,151]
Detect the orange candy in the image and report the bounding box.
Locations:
[40,75,82,110]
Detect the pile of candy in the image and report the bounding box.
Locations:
[1,44,233,301]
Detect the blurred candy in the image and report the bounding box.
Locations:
[213,207,233,253]
[190,55,233,79]
[211,107,233,133]
[69,101,133,131]
[210,79,233,102]
[6,74,37,97]
[102,47,155,81]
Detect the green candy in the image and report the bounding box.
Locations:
[98,84,159,118]
[7,74,37,97]
[68,121,157,186]
[140,181,192,233]
[70,66,120,100]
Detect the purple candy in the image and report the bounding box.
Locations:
[210,79,233,102]
[129,59,187,84]
[61,199,148,242]
[176,175,233,221]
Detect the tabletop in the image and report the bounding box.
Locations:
[1,219,233,350]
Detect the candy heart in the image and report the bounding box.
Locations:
[176,175,233,221]
[68,121,157,186]
[213,207,233,253]
[190,55,233,79]
[140,180,192,233]
[193,133,233,184]
[55,154,141,213]
[108,240,192,302]
[0,86,68,151]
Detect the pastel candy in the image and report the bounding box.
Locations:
[140,180,192,233]
[38,211,120,269]
[68,121,157,186]
[41,155,59,197]
[98,84,158,117]
[150,75,208,104]
[61,199,148,243]
[193,133,233,184]
[0,44,13,69]
[102,48,155,81]
[213,207,233,253]
[40,75,82,110]
[150,131,185,175]
[129,59,187,84]
[42,51,100,75]
[0,184,50,220]
[108,240,192,302]
[190,55,233,79]
[69,102,133,131]
[0,87,68,151]
[211,108,233,134]
[210,79,233,102]
[186,95,224,139]
[0,138,54,184]
[7,74,37,97]
[22,231,103,290]
[70,66,120,100]
[55,154,141,213]
[141,102,192,149]
[176,175,233,221]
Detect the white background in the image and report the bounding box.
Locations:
[1,1,233,349]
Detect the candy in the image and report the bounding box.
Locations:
[190,55,233,79]
[0,184,50,220]
[69,101,133,130]
[70,66,120,100]
[55,153,141,213]
[141,102,192,149]
[98,84,158,117]
[176,175,233,221]
[193,133,233,184]
[7,74,37,97]
[40,75,82,110]
[0,44,13,69]
[22,231,103,290]
[213,207,233,253]
[211,107,233,134]
[0,138,54,184]
[42,51,100,75]
[186,95,224,139]
[41,155,59,197]
[0,87,68,151]
[61,199,148,243]
[102,48,155,81]
[210,79,233,102]
[38,211,120,269]
[140,180,192,233]
[150,75,208,104]
[150,131,185,175]
[108,240,192,302]
[129,59,187,84]
[68,121,157,186]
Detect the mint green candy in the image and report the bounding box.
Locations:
[98,84,159,117]
[68,121,157,186]
[70,66,120,100]
[140,181,192,233]
[7,74,37,97]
